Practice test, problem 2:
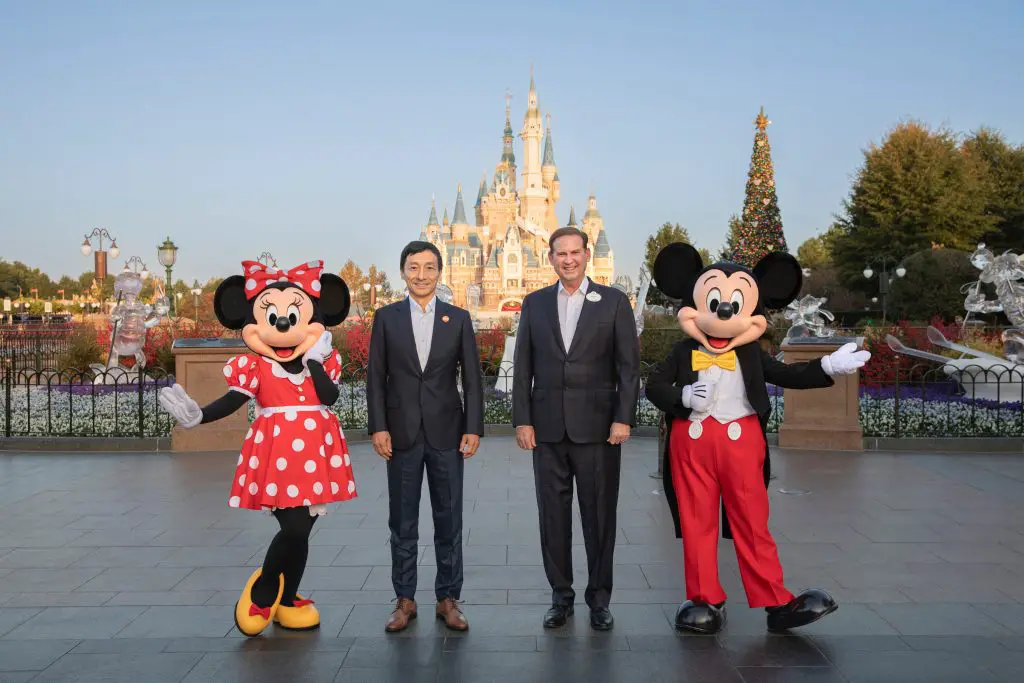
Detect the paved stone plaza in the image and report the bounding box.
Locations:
[0,437,1023,682]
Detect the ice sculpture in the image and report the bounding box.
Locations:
[91,270,169,384]
[783,294,836,341]
[886,243,1024,402]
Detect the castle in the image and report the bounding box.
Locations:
[418,70,615,317]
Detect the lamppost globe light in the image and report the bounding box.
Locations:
[363,283,370,291]
[801,267,812,278]
[896,265,907,278]
[108,240,120,259]
[863,267,873,279]
[157,237,178,268]
[80,239,91,256]
[140,269,149,279]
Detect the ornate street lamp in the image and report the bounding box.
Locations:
[863,257,907,323]
[156,237,178,316]
[123,256,150,279]
[81,228,119,304]
[363,265,384,312]
[258,252,277,268]
[190,280,203,321]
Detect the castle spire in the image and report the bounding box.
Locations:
[501,92,516,166]
[542,112,556,167]
[474,172,487,208]
[427,196,439,226]
[453,183,468,224]
[566,205,577,228]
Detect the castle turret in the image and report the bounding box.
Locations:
[474,172,487,226]
[451,183,470,241]
[425,197,440,240]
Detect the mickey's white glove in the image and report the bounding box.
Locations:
[302,331,334,367]
[158,384,203,428]
[681,381,716,412]
[821,342,871,376]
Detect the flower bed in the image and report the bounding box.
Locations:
[2,380,1022,440]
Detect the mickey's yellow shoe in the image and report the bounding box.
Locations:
[274,593,321,630]
[234,569,284,637]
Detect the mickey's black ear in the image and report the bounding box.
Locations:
[214,276,250,329]
[652,242,704,301]
[753,252,803,309]
[318,274,350,327]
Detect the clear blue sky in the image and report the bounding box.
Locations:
[1,0,1020,289]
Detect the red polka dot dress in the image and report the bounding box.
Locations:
[222,350,357,513]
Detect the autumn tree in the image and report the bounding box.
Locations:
[830,121,995,286]
[962,127,1024,252]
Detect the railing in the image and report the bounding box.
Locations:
[3,357,1024,440]
[0,323,75,376]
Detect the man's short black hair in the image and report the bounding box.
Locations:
[548,227,589,252]
[400,240,443,271]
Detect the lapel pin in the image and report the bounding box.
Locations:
[442,315,450,323]
[585,291,602,302]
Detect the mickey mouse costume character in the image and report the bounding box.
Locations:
[158,259,356,637]
[645,243,869,634]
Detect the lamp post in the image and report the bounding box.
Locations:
[863,257,907,323]
[258,252,277,268]
[123,256,150,279]
[363,265,384,312]
[80,228,119,306]
[190,280,203,322]
[156,237,178,317]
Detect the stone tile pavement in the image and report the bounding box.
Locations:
[0,437,1024,681]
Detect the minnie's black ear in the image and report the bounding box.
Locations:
[652,242,704,301]
[214,276,250,329]
[753,252,803,309]
[318,274,350,327]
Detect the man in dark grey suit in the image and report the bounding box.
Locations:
[366,240,484,633]
[512,226,641,631]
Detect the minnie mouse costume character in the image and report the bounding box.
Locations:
[645,243,869,635]
[158,259,356,637]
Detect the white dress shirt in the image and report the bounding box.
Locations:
[409,295,436,371]
[557,277,589,351]
[690,347,756,424]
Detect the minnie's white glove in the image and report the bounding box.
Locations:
[821,342,871,376]
[681,381,716,412]
[158,384,203,428]
[302,331,334,367]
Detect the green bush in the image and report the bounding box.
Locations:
[59,325,105,372]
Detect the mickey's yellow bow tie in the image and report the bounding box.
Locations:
[692,349,737,371]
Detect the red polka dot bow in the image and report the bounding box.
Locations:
[241,260,325,300]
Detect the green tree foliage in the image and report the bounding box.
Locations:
[716,214,743,262]
[962,128,1024,252]
[643,222,710,305]
[796,235,831,270]
[886,248,977,322]
[830,121,996,285]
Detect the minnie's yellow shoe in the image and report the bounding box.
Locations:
[234,569,284,637]
[274,593,321,630]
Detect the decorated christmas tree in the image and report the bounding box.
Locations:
[732,107,789,268]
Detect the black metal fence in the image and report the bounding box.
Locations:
[3,357,1024,441]
[0,323,75,376]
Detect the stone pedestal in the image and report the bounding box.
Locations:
[777,342,863,451]
[170,338,250,453]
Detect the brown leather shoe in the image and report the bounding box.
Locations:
[385,597,417,632]
[436,597,468,631]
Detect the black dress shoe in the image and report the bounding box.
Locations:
[766,589,838,632]
[590,606,614,631]
[543,604,573,628]
[674,600,726,634]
